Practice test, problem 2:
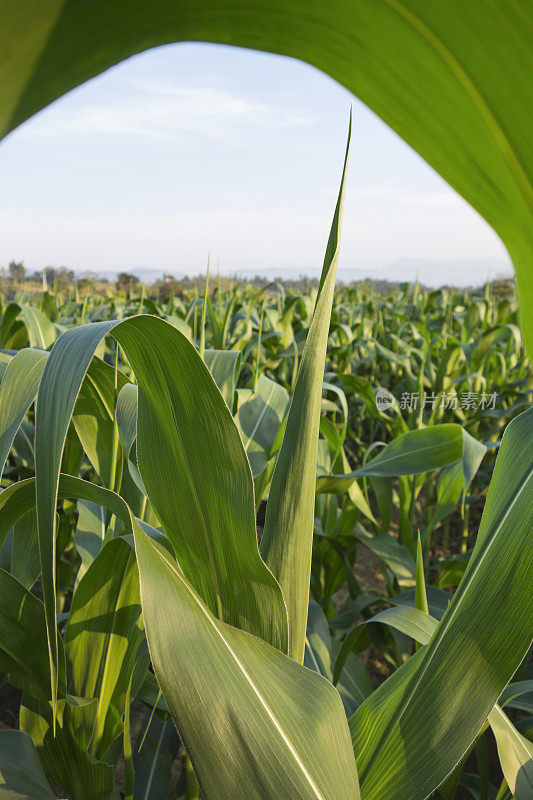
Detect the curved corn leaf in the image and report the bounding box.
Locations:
[34,314,288,712]
[333,605,434,685]
[316,424,486,493]
[490,704,533,800]
[305,600,372,716]
[113,317,288,650]
[1,304,56,350]
[19,692,119,800]
[261,113,350,662]
[10,508,39,589]
[0,730,54,800]
[0,348,47,478]
[349,407,533,800]
[353,604,533,800]
[72,355,130,488]
[74,499,107,586]
[134,522,360,800]
[116,381,146,495]
[2,468,360,800]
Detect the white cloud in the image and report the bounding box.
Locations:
[14,81,315,141]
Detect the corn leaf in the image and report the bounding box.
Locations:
[64,536,144,760]
[0,348,47,478]
[134,522,360,800]
[10,508,39,589]
[0,566,65,702]
[203,349,242,409]
[0,730,54,800]
[34,315,288,711]
[354,604,533,800]
[133,712,180,800]
[260,114,350,662]
[20,692,119,800]
[349,407,533,800]
[316,424,486,493]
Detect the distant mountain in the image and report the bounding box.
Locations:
[231,258,512,287]
[90,258,512,288]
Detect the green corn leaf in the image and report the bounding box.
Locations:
[355,528,416,588]
[332,605,434,686]
[10,508,39,589]
[305,600,372,717]
[355,604,533,800]
[426,460,464,533]
[260,113,351,662]
[134,521,360,800]
[123,669,135,800]
[316,424,486,493]
[0,566,66,702]
[203,349,242,409]
[490,704,533,800]
[0,348,47,478]
[74,499,107,586]
[236,374,290,477]
[65,536,144,760]
[112,317,288,650]
[133,712,180,800]
[0,730,54,800]
[1,304,56,350]
[115,382,146,497]
[415,533,428,615]
[349,407,533,800]
[19,692,119,800]
[72,355,130,489]
[0,473,133,551]
[34,315,288,713]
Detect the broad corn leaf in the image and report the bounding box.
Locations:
[34,315,288,711]
[134,521,360,800]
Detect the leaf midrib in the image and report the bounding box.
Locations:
[153,540,330,800]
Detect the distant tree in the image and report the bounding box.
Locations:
[8,260,26,282]
[117,272,139,291]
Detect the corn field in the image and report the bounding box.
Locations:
[1,1,533,799]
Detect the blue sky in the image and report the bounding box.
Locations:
[0,43,511,285]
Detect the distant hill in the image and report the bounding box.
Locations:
[88,257,512,289]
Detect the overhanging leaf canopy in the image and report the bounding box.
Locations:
[0,1,532,351]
